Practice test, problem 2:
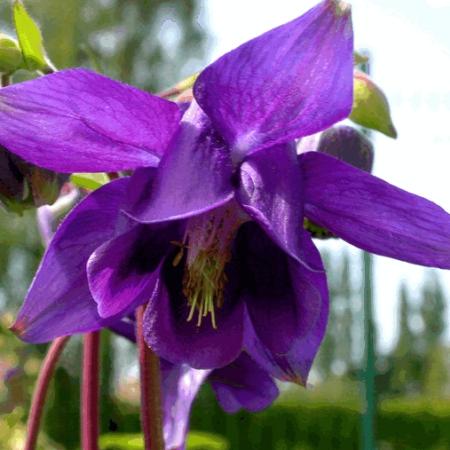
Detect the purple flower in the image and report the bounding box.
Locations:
[35,208,275,450]
[4,0,450,387]
[4,1,352,384]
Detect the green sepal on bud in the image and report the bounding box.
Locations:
[0,147,66,214]
[13,0,54,73]
[350,70,397,139]
[304,218,335,240]
[28,166,66,206]
[70,172,109,191]
[0,33,23,74]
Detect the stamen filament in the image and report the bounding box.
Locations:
[181,202,247,330]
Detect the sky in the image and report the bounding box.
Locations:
[200,0,450,352]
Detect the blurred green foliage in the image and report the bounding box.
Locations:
[100,431,229,450]
[0,0,205,91]
[95,383,450,450]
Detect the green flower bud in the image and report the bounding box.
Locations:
[350,70,397,138]
[0,33,23,74]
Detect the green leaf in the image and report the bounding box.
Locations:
[350,71,398,139]
[70,173,109,191]
[187,431,229,450]
[13,0,51,72]
[99,431,228,450]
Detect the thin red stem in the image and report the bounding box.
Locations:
[136,305,164,450]
[24,336,70,450]
[81,331,101,450]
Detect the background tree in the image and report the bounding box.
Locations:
[388,283,422,395]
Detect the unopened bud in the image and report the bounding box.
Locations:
[317,125,374,172]
[350,70,397,138]
[0,147,29,212]
[0,146,66,213]
[0,33,23,74]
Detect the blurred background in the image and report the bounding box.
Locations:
[1,0,450,449]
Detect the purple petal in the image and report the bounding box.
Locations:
[301,151,450,268]
[128,101,234,223]
[233,223,299,353]
[238,143,316,268]
[0,69,181,172]
[161,362,210,450]
[36,189,80,246]
[194,1,353,161]
[36,205,55,246]
[11,178,130,343]
[244,231,329,384]
[233,223,321,358]
[125,166,157,211]
[143,255,244,369]
[87,222,180,319]
[209,352,279,413]
[108,319,136,342]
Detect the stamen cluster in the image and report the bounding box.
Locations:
[181,203,246,328]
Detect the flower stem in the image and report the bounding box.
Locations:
[136,305,164,450]
[81,331,101,450]
[24,336,70,450]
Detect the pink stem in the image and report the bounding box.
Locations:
[136,305,164,450]
[81,332,101,450]
[24,336,70,450]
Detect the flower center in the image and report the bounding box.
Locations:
[176,202,247,329]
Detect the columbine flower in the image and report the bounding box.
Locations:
[3,0,450,387]
[35,194,278,450]
[2,0,352,384]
